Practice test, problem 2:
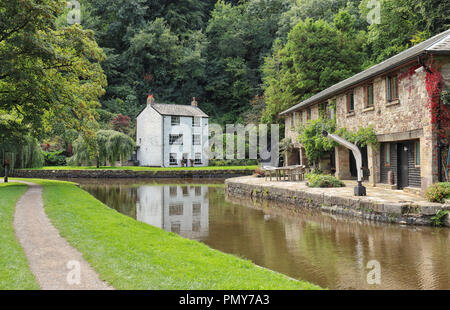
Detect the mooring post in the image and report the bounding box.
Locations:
[322,131,366,196]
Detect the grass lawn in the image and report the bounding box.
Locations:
[25,165,258,171]
[18,178,320,290]
[0,183,39,290]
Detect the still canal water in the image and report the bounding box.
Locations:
[76,178,450,290]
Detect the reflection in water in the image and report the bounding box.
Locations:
[78,179,450,290]
[136,185,209,239]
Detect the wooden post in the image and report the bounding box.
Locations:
[4,159,10,183]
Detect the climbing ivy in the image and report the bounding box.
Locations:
[297,118,378,165]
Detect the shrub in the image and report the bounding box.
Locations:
[43,150,67,166]
[425,182,450,203]
[305,173,345,188]
[209,159,258,166]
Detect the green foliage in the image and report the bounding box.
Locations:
[209,159,258,167]
[0,136,44,172]
[69,130,135,167]
[262,16,366,124]
[425,182,450,203]
[43,150,67,167]
[430,210,450,227]
[0,0,106,140]
[298,119,337,164]
[335,126,379,148]
[360,0,450,65]
[305,173,345,188]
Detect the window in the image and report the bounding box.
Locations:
[192,134,201,145]
[171,222,181,233]
[192,203,201,216]
[384,144,391,167]
[171,116,180,126]
[387,75,399,101]
[193,117,201,127]
[169,203,184,216]
[347,91,355,112]
[290,114,295,127]
[195,153,202,164]
[307,109,311,120]
[169,153,177,165]
[195,186,201,196]
[301,111,305,123]
[182,186,189,196]
[366,83,374,107]
[415,141,420,166]
[169,186,177,197]
[169,134,183,145]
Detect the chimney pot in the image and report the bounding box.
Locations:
[147,94,154,105]
[191,97,198,107]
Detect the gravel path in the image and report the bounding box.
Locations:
[11,181,113,290]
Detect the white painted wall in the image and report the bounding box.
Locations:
[136,105,163,166]
[162,116,209,167]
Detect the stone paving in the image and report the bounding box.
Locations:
[231,176,431,204]
[226,176,449,226]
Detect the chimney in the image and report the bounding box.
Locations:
[191,97,198,107]
[147,94,154,105]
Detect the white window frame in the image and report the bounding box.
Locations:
[193,117,201,127]
[171,116,180,126]
[169,153,177,165]
[192,134,201,145]
[194,153,202,164]
[169,134,183,145]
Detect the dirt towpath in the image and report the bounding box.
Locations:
[10,180,113,290]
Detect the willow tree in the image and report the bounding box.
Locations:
[69,130,135,167]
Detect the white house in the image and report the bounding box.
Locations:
[136,95,209,167]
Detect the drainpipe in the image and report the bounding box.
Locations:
[419,55,443,181]
[322,131,366,196]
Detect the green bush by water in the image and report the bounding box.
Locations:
[305,173,345,188]
[425,182,450,203]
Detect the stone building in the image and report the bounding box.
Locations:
[136,95,209,167]
[281,29,450,193]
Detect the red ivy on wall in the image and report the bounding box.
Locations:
[425,64,450,141]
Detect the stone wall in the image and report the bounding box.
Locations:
[225,178,450,227]
[11,169,254,179]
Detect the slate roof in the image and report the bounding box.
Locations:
[280,29,450,116]
[152,103,208,117]
[137,103,209,118]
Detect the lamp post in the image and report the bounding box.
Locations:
[322,131,366,196]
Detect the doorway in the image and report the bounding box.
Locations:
[397,143,409,189]
[349,146,368,180]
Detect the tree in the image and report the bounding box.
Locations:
[262,17,366,125]
[360,0,450,64]
[0,0,106,169]
[69,130,135,167]
[112,114,131,133]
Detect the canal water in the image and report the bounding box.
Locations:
[76,178,450,290]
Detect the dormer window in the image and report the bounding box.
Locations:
[171,116,180,126]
